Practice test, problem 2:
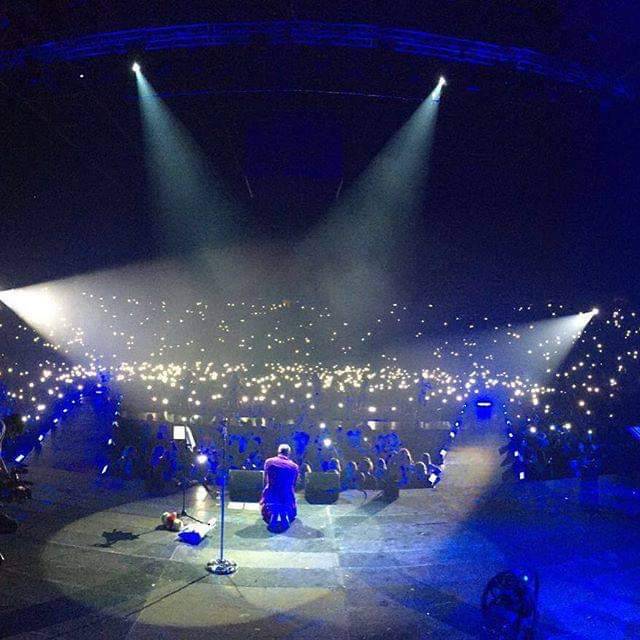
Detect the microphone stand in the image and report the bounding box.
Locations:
[206,419,237,575]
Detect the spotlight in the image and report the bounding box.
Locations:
[196,453,208,465]
[323,438,332,448]
[591,307,599,315]
[431,76,447,102]
[132,62,141,73]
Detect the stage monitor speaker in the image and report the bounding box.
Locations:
[228,470,264,503]
[304,471,340,504]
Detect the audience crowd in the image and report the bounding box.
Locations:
[106,414,443,494]
[1,296,639,488]
[501,418,603,482]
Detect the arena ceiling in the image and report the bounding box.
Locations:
[0,1,639,306]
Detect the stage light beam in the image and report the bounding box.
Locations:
[0,286,65,334]
[132,62,141,73]
[134,67,243,253]
[299,75,443,313]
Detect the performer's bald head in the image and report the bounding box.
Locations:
[278,443,291,457]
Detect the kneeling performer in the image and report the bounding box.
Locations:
[260,444,298,532]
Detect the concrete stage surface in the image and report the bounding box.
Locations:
[2,420,640,639]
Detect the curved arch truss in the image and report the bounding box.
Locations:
[0,20,627,97]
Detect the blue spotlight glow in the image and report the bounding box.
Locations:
[132,62,141,73]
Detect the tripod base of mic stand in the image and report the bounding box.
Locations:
[206,558,237,575]
[180,509,207,524]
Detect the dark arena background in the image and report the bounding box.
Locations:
[1,3,640,639]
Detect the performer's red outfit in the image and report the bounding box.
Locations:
[260,453,299,529]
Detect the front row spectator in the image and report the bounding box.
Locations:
[324,457,342,474]
[297,462,312,491]
[359,457,378,489]
[374,457,388,487]
[341,460,365,490]
[397,448,415,487]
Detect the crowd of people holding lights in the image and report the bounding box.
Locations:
[0,294,638,496]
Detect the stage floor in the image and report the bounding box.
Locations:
[2,424,640,639]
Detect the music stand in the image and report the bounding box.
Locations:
[172,425,207,524]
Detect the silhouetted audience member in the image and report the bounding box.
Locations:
[341,460,364,490]
[422,452,442,487]
[413,462,429,487]
[119,445,139,480]
[297,462,312,491]
[397,447,415,487]
[359,457,377,489]
[374,457,388,488]
[382,452,400,501]
[423,452,440,472]
[324,457,342,474]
